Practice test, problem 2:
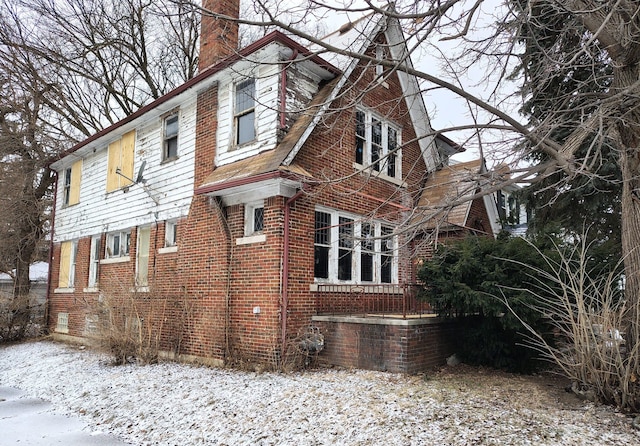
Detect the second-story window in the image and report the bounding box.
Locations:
[163,114,179,161]
[354,108,402,181]
[62,160,82,206]
[234,78,256,146]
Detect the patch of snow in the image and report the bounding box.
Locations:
[1,341,638,445]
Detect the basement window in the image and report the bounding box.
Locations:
[56,312,69,334]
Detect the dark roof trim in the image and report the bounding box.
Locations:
[50,31,340,166]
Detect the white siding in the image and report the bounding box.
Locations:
[215,46,282,166]
[53,98,197,242]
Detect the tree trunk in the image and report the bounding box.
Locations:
[614,61,640,364]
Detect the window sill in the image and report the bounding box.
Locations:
[236,234,266,245]
[54,287,75,294]
[83,287,99,293]
[55,328,69,334]
[131,286,150,293]
[353,163,405,187]
[161,155,179,165]
[61,202,80,208]
[158,246,178,254]
[100,256,131,264]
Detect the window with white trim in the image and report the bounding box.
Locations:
[87,236,101,288]
[314,208,397,283]
[137,226,151,287]
[106,231,130,258]
[62,159,82,206]
[163,114,179,161]
[165,220,178,247]
[244,202,265,236]
[234,78,256,146]
[354,108,401,180]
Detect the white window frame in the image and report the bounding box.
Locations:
[233,78,256,147]
[105,230,131,259]
[69,241,77,287]
[354,108,402,182]
[162,113,179,161]
[165,220,178,248]
[63,166,72,206]
[87,235,101,289]
[314,207,398,284]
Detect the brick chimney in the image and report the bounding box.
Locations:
[199,0,240,71]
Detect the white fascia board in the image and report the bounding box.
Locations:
[282,15,385,166]
[385,21,438,173]
[212,178,301,206]
[483,193,503,237]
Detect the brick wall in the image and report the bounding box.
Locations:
[313,317,460,373]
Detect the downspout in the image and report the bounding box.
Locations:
[281,189,304,361]
[45,171,59,331]
[213,196,234,362]
[280,50,298,129]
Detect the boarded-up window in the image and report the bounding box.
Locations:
[106,130,136,192]
[136,226,151,286]
[58,240,77,288]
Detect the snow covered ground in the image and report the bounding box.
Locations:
[1,340,638,445]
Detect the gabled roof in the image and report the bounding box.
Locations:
[416,159,484,230]
[280,6,443,172]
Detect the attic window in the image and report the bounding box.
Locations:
[354,108,402,181]
[234,78,256,146]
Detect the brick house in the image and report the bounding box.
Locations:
[47,3,498,372]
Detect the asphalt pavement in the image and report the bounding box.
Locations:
[0,386,130,445]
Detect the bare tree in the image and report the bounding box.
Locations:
[0,0,200,302]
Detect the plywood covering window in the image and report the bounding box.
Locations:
[106,130,136,192]
[63,159,82,206]
[58,240,77,288]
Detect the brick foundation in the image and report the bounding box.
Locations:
[312,315,459,373]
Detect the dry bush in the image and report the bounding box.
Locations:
[91,288,167,365]
[504,238,639,412]
[0,293,45,342]
[279,325,325,372]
